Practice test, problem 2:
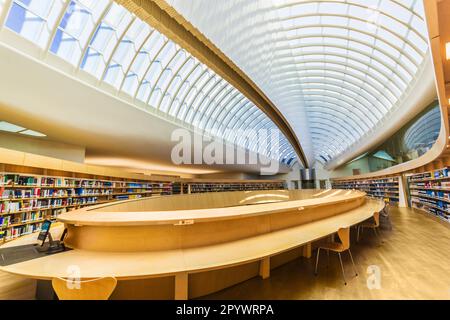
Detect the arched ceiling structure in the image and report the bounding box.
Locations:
[164,0,436,168]
[0,0,298,167]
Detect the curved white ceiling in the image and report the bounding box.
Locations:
[0,0,298,166]
[165,0,433,166]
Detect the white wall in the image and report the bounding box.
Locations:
[265,162,301,189]
[315,157,371,187]
[0,131,85,163]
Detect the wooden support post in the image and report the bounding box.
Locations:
[302,242,312,258]
[259,257,270,280]
[174,272,188,300]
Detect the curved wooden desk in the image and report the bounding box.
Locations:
[0,190,384,300]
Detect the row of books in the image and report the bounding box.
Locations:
[410,168,450,182]
[0,197,102,213]
[411,189,450,200]
[331,178,400,204]
[412,196,449,211]
[0,222,43,241]
[189,183,285,193]
[0,187,169,199]
[409,170,450,224]
[410,181,450,189]
[1,174,173,189]
[412,202,450,220]
[0,187,114,199]
[0,211,45,227]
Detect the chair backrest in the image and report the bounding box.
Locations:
[52,277,117,300]
[373,211,380,227]
[337,227,350,250]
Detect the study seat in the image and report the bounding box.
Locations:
[356,211,381,243]
[314,227,357,285]
[379,202,393,230]
[52,277,117,300]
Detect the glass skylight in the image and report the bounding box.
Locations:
[1,0,297,166]
[165,0,431,165]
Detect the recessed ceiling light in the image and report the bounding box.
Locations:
[19,130,46,137]
[0,121,25,133]
[0,121,46,137]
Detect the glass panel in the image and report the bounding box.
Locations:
[6,0,64,48]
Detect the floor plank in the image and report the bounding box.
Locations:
[203,207,450,300]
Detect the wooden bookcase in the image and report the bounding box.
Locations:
[331,177,400,204]
[0,170,173,243]
[0,148,288,243]
[408,167,450,223]
[183,180,286,194]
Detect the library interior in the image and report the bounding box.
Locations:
[0,0,449,301]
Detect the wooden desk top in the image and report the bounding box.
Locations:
[0,199,383,280]
[57,190,365,226]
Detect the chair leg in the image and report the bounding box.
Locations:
[327,249,330,269]
[356,225,360,242]
[374,227,383,244]
[348,249,358,277]
[315,248,320,276]
[357,225,364,242]
[337,253,347,285]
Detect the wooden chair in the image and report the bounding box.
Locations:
[357,211,381,243]
[314,227,357,285]
[379,202,393,230]
[52,277,117,300]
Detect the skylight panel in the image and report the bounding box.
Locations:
[400,54,418,74]
[381,1,412,24]
[322,26,348,37]
[413,0,425,17]
[402,44,422,66]
[378,14,408,38]
[50,1,102,65]
[0,121,25,132]
[347,4,369,21]
[318,2,347,15]
[375,39,401,59]
[20,129,46,137]
[5,0,63,48]
[78,0,109,20]
[377,28,403,48]
[322,15,348,27]
[322,36,346,46]
[289,2,317,16]
[289,15,320,28]
[410,15,427,39]
[348,30,374,46]
[407,31,428,54]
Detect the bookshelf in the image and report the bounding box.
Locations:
[0,172,173,243]
[185,180,286,194]
[408,167,450,224]
[331,177,400,204]
[0,148,288,243]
